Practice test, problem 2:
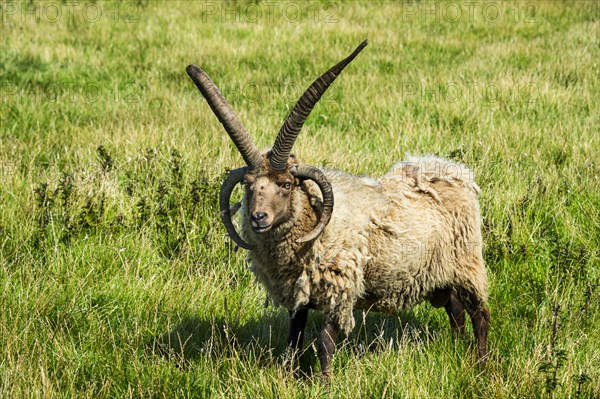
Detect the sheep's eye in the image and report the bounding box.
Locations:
[278,182,292,190]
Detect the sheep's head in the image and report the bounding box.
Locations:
[186,40,367,249]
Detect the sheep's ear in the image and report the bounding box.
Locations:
[294,177,301,186]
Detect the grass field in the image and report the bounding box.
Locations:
[1,0,599,397]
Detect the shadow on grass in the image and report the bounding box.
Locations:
[150,306,450,372]
[349,310,451,354]
[151,312,285,366]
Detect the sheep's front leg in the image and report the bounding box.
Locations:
[287,308,308,375]
[318,321,340,380]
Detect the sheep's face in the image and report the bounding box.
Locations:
[243,154,300,234]
[244,171,296,234]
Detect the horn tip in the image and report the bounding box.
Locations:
[296,222,326,243]
[234,239,254,250]
[186,64,202,77]
[355,39,368,54]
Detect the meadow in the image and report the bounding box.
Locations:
[1,1,599,397]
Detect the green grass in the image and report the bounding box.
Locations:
[1,0,599,397]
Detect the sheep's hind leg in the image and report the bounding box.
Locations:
[287,308,308,376]
[444,288,466,335]
[318,321,340,380]
[457,289,490,363]
[469,304,490,362]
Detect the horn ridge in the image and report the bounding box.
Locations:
[186,64,263,169]
[270,40,368,171]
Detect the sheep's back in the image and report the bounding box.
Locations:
[330,157,484,312]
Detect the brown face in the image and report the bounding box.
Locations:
[244,169,296,234]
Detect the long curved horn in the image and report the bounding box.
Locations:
[290,165,334,243]
[187,64,263,170]
[220,167,254,250]
[270,40,368,171]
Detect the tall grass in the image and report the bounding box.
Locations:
[1,1,599,397]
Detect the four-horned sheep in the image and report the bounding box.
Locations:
[186,39,490,379]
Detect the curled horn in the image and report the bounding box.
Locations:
[220,167,254,250]
[270,40,368,171]
[290,165,334,243]
[186,64,263,170]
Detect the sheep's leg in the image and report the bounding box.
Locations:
[444,288,466,335]
[287,308,308,375]
[468,304,490,362]
[458,289,490,362]
[318,321,339,380]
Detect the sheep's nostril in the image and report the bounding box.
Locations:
[251,212,267,223]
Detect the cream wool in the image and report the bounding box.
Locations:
[240,156,487,335]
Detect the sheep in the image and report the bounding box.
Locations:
[186,39,490,379]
